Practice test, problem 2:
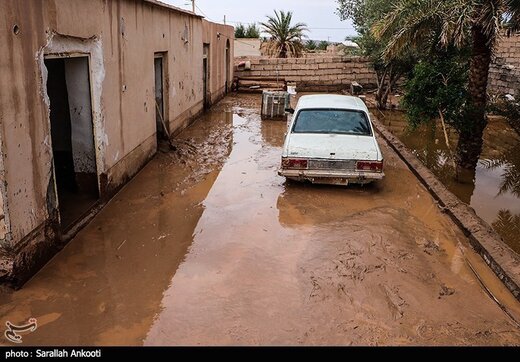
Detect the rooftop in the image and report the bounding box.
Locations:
[296,94,368,112]
[143,0,204,18]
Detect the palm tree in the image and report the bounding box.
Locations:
[373,0,520,170]
[318,40,330,51]
[306,40,317,50]
[261,10,308,58]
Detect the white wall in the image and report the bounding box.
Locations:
[234,38,261,57]
[64,57,97,174]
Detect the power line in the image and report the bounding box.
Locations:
[195,4,214,21]
[169,0,208,18]
[170,4,355,31]
[307,27,356,30]
[226,20,354,30]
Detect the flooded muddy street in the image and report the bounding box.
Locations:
[1,94,520,346]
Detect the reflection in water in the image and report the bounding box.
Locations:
[492,210,520,254]
[481,143,520,198]
[378,110,520,254]
[260,119,288,148]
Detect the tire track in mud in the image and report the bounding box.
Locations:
[296,206,520,345]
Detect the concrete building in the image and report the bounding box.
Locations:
[0,0,234,286]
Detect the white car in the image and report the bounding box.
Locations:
[279,94,384,185]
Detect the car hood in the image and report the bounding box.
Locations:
[285,133,381,160]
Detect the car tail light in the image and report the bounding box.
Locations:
[282,158,308,169]
[356,160,383,172]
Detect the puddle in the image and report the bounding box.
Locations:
[378,111,520,254]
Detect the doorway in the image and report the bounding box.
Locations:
[225,40,230,94]
[45,56,99,230]
[203,44,210,110]
[154,54,167,141]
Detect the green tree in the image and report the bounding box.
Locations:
[371,0,520,169]
[306,40,317,50]
[337,0,416,109]
[235,23,261,39]
[260,10,308,58]
[317,40,329,50]
[235,23,246,38]
[402,53,469,133]
[245,23,261,38]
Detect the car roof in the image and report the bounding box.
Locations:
[295,94,368,112]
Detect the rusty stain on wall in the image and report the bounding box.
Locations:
[0,132,9,246]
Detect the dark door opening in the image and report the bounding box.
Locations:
[203,44,210,110]
[154,55,166,141]
[45,57,99,230]
[225,40,230,94]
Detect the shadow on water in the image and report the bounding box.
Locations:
[378,110,520,254]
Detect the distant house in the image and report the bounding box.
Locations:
[342,40,360,49]
[326,41,359,55]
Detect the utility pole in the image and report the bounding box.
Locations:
[223,15,226,25]
[191,0,195,13]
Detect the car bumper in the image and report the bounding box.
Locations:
[278,169,384,185]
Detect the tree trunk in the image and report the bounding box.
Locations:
[279,43,287,58]
[382,69,399,108]
[375,68,388,109]
[455,25,492,170]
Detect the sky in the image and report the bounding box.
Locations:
[161,0,357,43]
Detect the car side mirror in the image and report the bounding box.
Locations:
[285,107,294,114]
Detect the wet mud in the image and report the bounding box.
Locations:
[1,94,519,346]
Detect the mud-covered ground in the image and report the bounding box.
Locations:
[1,94,519,346]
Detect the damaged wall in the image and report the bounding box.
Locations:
[0,193,6,242]
[0,0,234,285]
[0,130,8,245]
[488,32,520,95]
[234,56,378,91]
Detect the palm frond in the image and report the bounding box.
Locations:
[372,0,477,60]
[261,10,308,57]
[505,0,520,32]
[478,0,507,47]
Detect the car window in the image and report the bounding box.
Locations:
[292,109,372,136]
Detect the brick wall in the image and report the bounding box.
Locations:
[489,33,520,95]
[235,56,378,92]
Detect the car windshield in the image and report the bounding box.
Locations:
[292,108,372,136]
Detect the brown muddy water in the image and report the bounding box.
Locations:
[378,111,520,254]
[0,94,519,346]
